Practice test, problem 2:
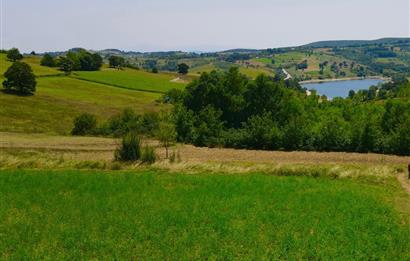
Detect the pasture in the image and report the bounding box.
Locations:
[0,54,61,78]
[73,68,186,93]
[0,77,162,134]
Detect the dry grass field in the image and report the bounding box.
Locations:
[2,132,410,179]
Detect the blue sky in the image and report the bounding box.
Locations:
[2,0,409,52]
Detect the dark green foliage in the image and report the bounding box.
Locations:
[103,108,160,137]
[3,62,36,95]
[40,54,56,67]
[163,88,183,104]
[58,49,103,72]
[71,113,97,136]
[240,113,281,150]
[143,59,157,71]
[58,57,73,75]
[151,67,158,73]
[177,63,189,74]
[141,145,156,164]
[115,132,141,161]
[172,67,410,155]
[6,48,23,61]
[108,55,126,69]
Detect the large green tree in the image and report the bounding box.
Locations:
[177,63,189,74]
[6,48,23,62]
[3,62,36,95]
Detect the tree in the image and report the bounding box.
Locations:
[59,57,73,75]
[71,113,97,136]
[158,122,176,158]
[109,55,125,69]
[177,63,189,74]
[40,54,55,67]
[2,62,36,95]
[157,120,177,158]
[7,48,23,62]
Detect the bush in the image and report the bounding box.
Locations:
[115,132,141,161]
[71,113,97,136]
[141,145,156,164]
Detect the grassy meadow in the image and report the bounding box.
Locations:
[0,170,409,260]
[73,68,186,93]
[0,77,162,134]
[0,54,61,78]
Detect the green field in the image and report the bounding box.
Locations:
[0,170,408,260]
[73,68,186,93]
[0,54,61,78]
[0,76,162,134]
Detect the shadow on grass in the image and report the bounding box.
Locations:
[1,89,34,97]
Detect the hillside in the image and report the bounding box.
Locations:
[0,55,188,134]
[303,37,410,48]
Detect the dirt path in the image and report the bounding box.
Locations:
[397,172,410,196]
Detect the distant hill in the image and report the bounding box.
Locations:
[303,38,410,48]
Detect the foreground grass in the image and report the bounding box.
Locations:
[73,68,186,93]
[0,170,408,259]
[0,77,162,134]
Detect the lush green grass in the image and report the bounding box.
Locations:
[72,68,186,93]
[0,54,61,78]
[0,169,408,259]
[0,77,162,134]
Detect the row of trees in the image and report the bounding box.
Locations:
[169,67,410,155]
[41,49,103,73]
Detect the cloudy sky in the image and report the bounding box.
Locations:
[1,0,409,52]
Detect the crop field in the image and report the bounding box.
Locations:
[73,68,186,93]
[0,77,162,134]
[0,169,408,260]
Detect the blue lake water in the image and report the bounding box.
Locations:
[301,79,384,99]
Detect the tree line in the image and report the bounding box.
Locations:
[41,48,103,74]
[168,67,410,155]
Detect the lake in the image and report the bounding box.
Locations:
[301,79,384,99]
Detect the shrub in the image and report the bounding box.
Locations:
[141,145,156,164]
[115,132,141,161]
[71,113,97,136]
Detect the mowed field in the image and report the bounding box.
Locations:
[0,55,187,134]
[0,169,409,260]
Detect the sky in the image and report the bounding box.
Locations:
[1,0,410,53]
